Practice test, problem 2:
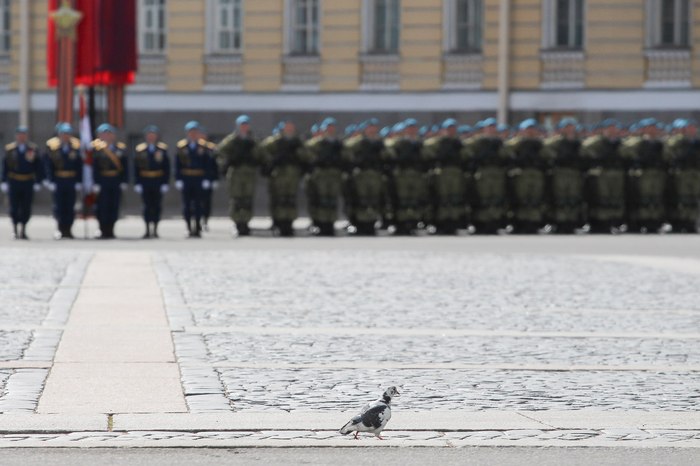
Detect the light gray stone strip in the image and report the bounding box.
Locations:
[152,255,194,329]
[172,334,231,413]
[22,330,63,361]
[0,428,697,448]
[179,366,232,413]
[158,258,231,413]
[42,252,93,328]
[0,369,49,413]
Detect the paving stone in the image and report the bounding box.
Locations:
[201,332,700,367]
[213,368,700,412]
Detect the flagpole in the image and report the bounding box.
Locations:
[78,87,94,239]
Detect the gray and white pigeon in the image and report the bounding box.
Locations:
[339,386,400,439]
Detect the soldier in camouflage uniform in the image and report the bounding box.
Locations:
[423,118,466,234]
[462,118,509,234]
[505,119,547,233]
[305,118,345,236]
[259,121,307,237]
[582,119,626,233]
[620,118,668,233]
[217,115,259,236]
[383,119,427,235]
[664,119,700,233]
[542,118,585,233]
[343,118,387,235]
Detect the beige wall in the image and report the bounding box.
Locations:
[586,0,645,88]
[4,0,699,94]
[243,0,283,91]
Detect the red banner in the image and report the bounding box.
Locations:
[48,0,137,87]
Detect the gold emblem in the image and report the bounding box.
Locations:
[69,150,77,160]
[155,151,163,163]
[26,149,35,162]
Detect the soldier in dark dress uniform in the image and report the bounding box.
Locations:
[1,126,43,239]
[44,123,83,240]
[91,124,128,239]
[133,125,171,238]
[175,121,216,238]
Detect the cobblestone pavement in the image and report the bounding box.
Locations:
[212,368,700,412]
[0,250,90,414]
[196,333,700,366]
[0,331,33,361]
[165,252,700,331]
[160,250,700,415]
[0,233,699,448]
[0,370,10,394]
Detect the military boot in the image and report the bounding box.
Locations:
[142,223,151,239]
[19,223,29,240]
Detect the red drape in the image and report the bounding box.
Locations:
[48,0,137,87]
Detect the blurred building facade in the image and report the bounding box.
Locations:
[0,0,699,145]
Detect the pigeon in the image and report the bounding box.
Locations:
[339,386,400,440]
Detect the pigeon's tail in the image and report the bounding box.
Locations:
[339,420,356,435]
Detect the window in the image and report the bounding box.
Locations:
[543,0,584,49]
[209,0,243,53]
[445,0,482,53]
[648,0,690,48]
[139,0,167,54]
[363,0,400,54]
[0,0,10,54]
[286,0,319,55]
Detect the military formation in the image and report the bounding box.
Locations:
[2,115,699,239]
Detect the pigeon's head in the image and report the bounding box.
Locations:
[384,386,400,399]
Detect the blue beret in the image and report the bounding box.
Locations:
[143,125,160,134]
[557,118,578,129]
[481,117,498,128]
[458,125,472,134]
[15,126,28,134]
[671,118,687,129]
[236,114,251,126]
[392,122,406,133]
[497,124,510,132]
[379,126,391,138]
[365,118,380,127]
[184,120,201,132]
[345,124,357,136]
[320,117,337,131]
[518,118,539,130]
[638,118,658,128]
[419,126,429,136]
[311,123,319,133]
[96,123,115,134]
[403,118,418,127]
[56,122,73,134]
[599,118,621,129]
[442,118,458,129]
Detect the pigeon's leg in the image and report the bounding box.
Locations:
[353,431,359,440]
[376,435,385,440]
